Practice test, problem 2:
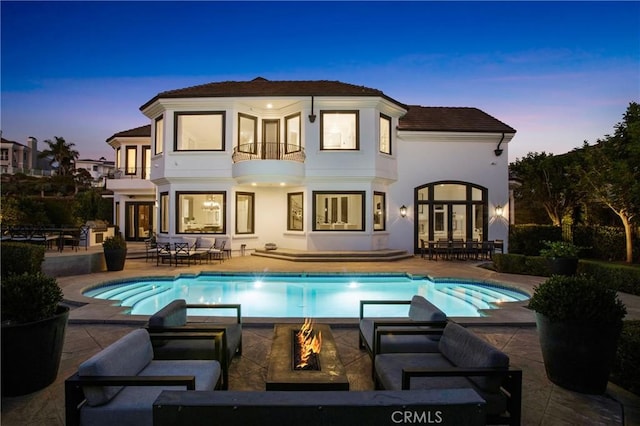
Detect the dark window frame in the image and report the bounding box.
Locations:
[154,115,164,155]
[125,145,137,175]
[320,110,360,151]
[238,113,258,154]
[287,192,304,231]
[373,191,386,231]
[379,113,392,155]
[235,191,255,234]
[175,191,227,235]
[312,190,365,231]
[174,111,226,152]
[285,112,302,154]
[160,192,169,234]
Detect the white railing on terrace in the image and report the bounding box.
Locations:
[0,166,54,177]
[232,143,305,163]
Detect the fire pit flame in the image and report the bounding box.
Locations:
[295,318,322,369]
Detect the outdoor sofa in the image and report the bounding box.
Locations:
[373,321,522,426]
[65,328,223,426]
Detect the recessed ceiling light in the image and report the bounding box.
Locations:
[266,103,273,109]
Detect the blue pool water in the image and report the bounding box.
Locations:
[83,273,529,318]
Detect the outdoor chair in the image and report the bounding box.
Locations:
[174,242,200,266]
[144,238,157,263]
[64,328,222,426]
[193,237,219,263]
[359,295,447,375]
[373,322,522,426]
[147,299,243,390]
[156,243,174,266]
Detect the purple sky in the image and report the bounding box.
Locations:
[1,1,638,162]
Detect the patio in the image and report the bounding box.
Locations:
[1,247,639,425]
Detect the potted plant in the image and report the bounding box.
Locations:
[103,233,127,271]
[528,274,626,394]
[1,273,69,396]
[539,240,580,275]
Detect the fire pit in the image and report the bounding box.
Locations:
[266,322,349,391]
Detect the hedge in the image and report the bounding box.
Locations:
[492,254,640,296]
[611,320,640,396]
[509,225,562,256]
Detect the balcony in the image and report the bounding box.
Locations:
[232,143,305,163]
[232,143,305,185]
[105,167,154,192]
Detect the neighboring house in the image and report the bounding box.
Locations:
[76,157,116,188]
[106,77,516,254]
[0,136,52,176]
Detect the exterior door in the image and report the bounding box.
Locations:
[125,202,153,241]
[262,119,280,159]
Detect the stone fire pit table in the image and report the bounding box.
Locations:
[266,324,349,391]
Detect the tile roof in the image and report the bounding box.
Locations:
[105,124,151,142]
[140,77,405,111]
[398,106,516,133]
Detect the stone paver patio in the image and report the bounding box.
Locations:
[1,246,638,425]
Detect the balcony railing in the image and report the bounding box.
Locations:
[232,143,305,163]
[107,167,151,180]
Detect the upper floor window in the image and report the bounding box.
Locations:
[142,146,151,180]
[285,113,301,153]
[320,111,359,150]
[154,116,164,155]
[175,111,225,151]
[379,114,391,155]
[238,113,257,154]
[115,148,121,170]
[125,146,137,175]
[1,149,9,161]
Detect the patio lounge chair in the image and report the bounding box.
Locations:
[359,295,447,374]
[64,328,222,426]
[147,299,242,390]
[373,322,522,426]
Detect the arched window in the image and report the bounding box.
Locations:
[416,181,487,250]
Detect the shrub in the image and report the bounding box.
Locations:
[102,233,127,249]
[528,274,626,324]
[611,320,640,395]
[573,225,626,261]
[0,242,45,278]
[539,241,580,259]
[493,253,550,276]
[1,273,63,323]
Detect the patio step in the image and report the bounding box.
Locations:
[252,248,413,262]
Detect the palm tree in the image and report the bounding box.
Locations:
[39,136,79,176]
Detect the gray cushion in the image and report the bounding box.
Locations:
[152,323,241,363]
[79,359,220,426]
[438,322,509,392]
[148,300,187,328]
[78,329,153,406]
[360,319,441,354]
[408,295,447,322]
[374,352,507,415]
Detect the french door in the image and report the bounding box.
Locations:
[125,202,154,241]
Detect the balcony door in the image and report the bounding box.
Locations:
[262,119,280,159]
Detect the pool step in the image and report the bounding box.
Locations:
[252,248,413,262]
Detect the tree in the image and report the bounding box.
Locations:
[576,102,640,263]
[38,136,79,176]
[510,152,583,226]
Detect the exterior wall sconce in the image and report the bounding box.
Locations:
[308,95,316,123]
[399,205,407,218]
[495,205,504,217]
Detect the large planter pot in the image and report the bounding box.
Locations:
[104,248,127,271]
[535,312,622,394]
[1,305,69,396]
[546,257,578,276]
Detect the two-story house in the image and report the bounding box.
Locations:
[106,77,515,254]
[76,157,115,187]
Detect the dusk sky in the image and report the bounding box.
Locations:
[1,1,638,163]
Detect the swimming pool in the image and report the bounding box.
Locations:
[84,273,529,318]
